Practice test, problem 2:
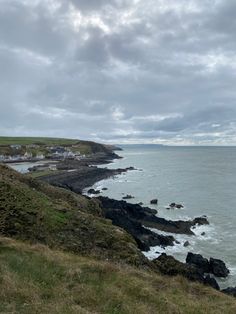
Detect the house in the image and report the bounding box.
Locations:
[24,152,33,159]
[36,154,45,160]
[10,144,22,150]
[0,155,6,161]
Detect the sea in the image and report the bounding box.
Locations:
[89,145,236,289]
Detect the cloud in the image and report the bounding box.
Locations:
[0,0,236,145]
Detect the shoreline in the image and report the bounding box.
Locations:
[4,146,236,294]
[24,147,235,291]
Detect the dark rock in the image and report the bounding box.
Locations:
[193,217,209,225]
[222,287,236,297]
[186,252,210,273]
[103,207,174,251]
[153,253,204,282]
[153,254,220,290]
[138,202,144,206]
[204,275,220,290]
[122,194,134,200]
[169,203,184,209]
[175,240,180,244]
[88,189,101,195]
[150,199,158,205]
[183,241,190,247]
[97,197,209,236]
[209,257,229,278]
[201,232,206,236]
[102,188,108,191]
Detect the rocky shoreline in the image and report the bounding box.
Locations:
[37,147,236,296]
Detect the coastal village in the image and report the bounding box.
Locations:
[0,144,84,163]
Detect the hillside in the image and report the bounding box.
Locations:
[0,164,236,313]
[0,136,117,157]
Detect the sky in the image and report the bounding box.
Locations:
[1,0,236,145]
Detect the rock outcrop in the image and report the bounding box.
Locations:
[186,252,229,278]
[97,196,209,236]
[153,253,219,290]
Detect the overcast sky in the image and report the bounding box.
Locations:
[1,0,236,145]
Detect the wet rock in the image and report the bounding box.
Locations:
[150,199,158,205]
[169,203,184,209]
[122,194,134,200]
[103,207,174,251]
[153,254,220,290]
[88,189,101,195]
[183,241,190,247]
[193,217,209,225]
[153,253,204,282]
[209,258,229,278]
[204,275,220,290]
[97,197,209,236]
[102,188,108,191]
[186,252,210,273]
[201,232,206,236]
[222,287,236,297]
[138,202,144,206]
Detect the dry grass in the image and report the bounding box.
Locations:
[0,237,236,314]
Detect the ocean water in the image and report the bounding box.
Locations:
[91,145,236,288]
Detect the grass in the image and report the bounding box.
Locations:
[1,164,236,313]
[0,164,145,264]
[0,137,79,146]
[0,237,236,314]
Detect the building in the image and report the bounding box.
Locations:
[10,144,22,150]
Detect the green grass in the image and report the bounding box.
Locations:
[0,164,145,264]
[0,137,79,146]
[0,237,236,314]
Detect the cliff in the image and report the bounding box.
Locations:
[0,163,236,313]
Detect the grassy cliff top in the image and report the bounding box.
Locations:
[0,136,79,146]
[0,136,117,156]
[0,237,236,314]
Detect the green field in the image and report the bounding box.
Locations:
[0,137,79,146]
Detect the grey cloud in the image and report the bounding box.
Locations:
[0,0,236,144]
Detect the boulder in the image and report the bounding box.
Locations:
[153,254,220,290]
[193,217,209,225]
[204,275,220,290]
[183,241,190,247]
[102,188,108,191]
[169,203,184,209]
[186,252,210,273]
[222,287,236,297]
[150,199,158,205]
[122,194,134,200]
[209,258,229,278]
[87,189,101,195]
